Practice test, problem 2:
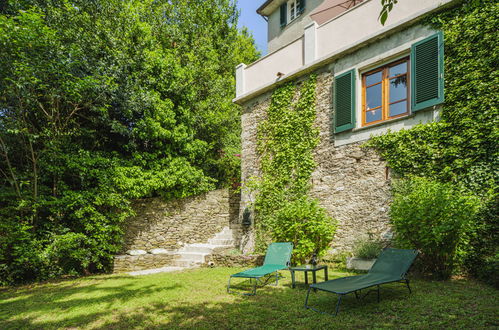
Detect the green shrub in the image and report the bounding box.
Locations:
[352,235,385,259]
[0,219,52,285]
[270,197,337,264]
[365,1,498,285]
[465,197,498,288]
[390,177,481,279]
[44,233,93,276]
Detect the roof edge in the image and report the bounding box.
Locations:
[257,0,277,16]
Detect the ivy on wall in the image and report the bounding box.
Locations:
[253,75,336,263]
[366,0,498,284]
[367,1,498,194]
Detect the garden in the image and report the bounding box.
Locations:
[0,1,497,328]
[1,266,497,329]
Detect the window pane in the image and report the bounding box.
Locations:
[365,71,382,86]
[389,75,407,103]
[389,100,407,117]
[366,84,382,109]
[366,109,382,123]
[389,62,407,77]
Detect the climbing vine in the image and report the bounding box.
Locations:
[253,75,336,263]
[366,0,498,284]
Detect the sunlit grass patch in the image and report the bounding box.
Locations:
[0,267,497,329]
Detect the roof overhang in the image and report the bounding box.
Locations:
[257,0,287,16]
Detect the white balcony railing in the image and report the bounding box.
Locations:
[235,0,454,101]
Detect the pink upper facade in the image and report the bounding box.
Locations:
[235,0,454,103]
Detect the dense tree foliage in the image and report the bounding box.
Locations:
[368,0,498,284]
[0,0,258,284]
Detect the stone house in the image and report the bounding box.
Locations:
[234,0,452,253]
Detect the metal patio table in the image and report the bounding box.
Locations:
[289,265,328,289]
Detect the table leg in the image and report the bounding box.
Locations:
[305,270,308,285]
[291,270,296,288]
[325,267,328,281]
[312,269,317,292]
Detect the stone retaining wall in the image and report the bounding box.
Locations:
[121,188,240,253]
[206,251,265,268]
[113,254,176,273]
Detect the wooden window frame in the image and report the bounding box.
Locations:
[361,57,410,127]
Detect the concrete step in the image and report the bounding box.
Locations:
[208,238,234,246]
[117,226,237,274]
[214,234,233,240]
[175,252,209,262]
[214,227,233,238]
[180,244,214,254]
[172,260,202,268]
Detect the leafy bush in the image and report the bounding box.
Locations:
[390,177,480,279]
[44,233,93,276]
[464,197,498,288]
[0,0,258,284]
[352,235,385,259]
[366,1,498,284]
[271,197,337,264]
[0,219,52,286]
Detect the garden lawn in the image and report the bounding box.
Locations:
[0,267,497,329]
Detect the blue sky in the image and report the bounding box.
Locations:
[236,0,268,55]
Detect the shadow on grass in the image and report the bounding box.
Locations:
[102,278,497,329]
[0,270,496,329]
[0,275,183,329]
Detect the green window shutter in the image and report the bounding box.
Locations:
[298,0,306,14]
[334,69,356,133]
[411,31,444,111]
[280,3,287,28]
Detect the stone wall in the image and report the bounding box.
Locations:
[239,69,392,253]
[121,188,241,253]
[309,71,392,251]
[113,254,176,273]
[206,249,265,268]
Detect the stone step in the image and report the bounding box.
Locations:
[172,260,202,268]
[208,238,234,246]
[213,233,233,240]
[116,225,237,274]
[175,252,209,262]
[180,244,215,254]
[216,227,233,235]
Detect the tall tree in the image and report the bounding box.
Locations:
[0,0,258,284]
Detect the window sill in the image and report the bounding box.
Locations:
[352,113,416,133]
[333,105,440,147]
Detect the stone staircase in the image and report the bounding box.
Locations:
[115,226,237,275]
[172,227,235,268]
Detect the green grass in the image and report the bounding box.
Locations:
[0,267,497,329]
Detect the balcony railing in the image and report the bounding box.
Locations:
[235,0,454,102]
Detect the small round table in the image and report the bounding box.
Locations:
[289,265,328,289]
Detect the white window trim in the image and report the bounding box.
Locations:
[287,0,301,23]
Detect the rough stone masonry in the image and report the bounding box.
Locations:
[113,188,242,272]
[239,70,392,253]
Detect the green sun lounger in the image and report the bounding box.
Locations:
[305,248,418,316]
[227,242,293,295]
